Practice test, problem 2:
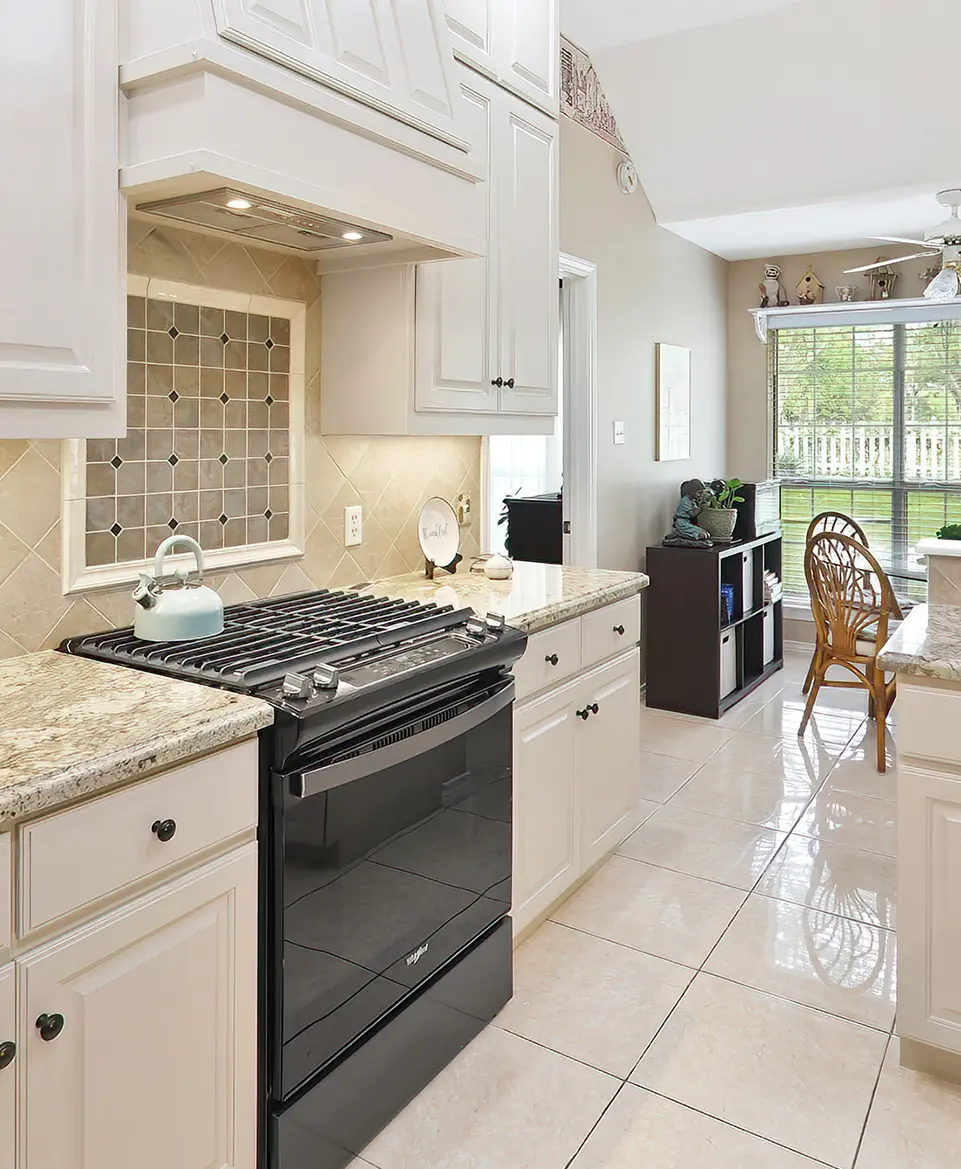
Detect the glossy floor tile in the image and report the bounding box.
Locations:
[820,751,898,803]
[637,749,700,802]
[668,759,816,831]
[631,973,889,1167]
[708,729,840,784]
[359,1026,619,1169]
[617,804,787,890]
[636,711,733,762]
[705,893,897,1031]
[738,695,864,745]
[496,921,693,1077]
[551,854,745,967]
[855,1039,961,1168]
[794,789,898,857]
[756,834,898,929]
[569,1084,825,1169]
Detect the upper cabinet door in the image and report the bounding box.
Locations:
[0,0,124,438]
[214,0,469,148]
[497,101,558,416]
[496,0,558,114]
[443,0,496,77]
[415,72,498,413]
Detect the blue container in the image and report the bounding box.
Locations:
[720,583,735,627]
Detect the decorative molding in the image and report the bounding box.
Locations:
[752,294,961,342]
[559,37,627,154]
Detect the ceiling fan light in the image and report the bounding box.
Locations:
[924,267,961,302]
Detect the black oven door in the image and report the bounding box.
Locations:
[273,673,513,1101]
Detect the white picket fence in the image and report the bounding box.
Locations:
[777,425,961,480]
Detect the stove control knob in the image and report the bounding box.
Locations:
[282,672,314,700]
[312,665,340,692]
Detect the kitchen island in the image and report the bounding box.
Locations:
[878,602,961,1082]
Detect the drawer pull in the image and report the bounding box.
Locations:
[589,703,599,715]
[576,708,591,721]
[545,653,559,666]
[491,376,504,387]
[36,1014,64,1042]
[505,377,515,389]
[151,818,177,843]
[0,1041,15,1069]
[613,624,625,635]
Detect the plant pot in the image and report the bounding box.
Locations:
[698,508,738,541]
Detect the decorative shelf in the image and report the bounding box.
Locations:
[750,294,961,342]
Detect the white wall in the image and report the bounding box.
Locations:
[560,119,728,571]
[592,0,961,244]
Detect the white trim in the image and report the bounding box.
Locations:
[62,276,307,596]
[784,602,815,623]
[784,638,814,653]
[559,252,598,569]
[752,294,961,341]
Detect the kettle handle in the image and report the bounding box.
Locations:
[153,535,205,584]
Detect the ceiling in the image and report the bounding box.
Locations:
[561,0,808,52]
[561,0,961,260]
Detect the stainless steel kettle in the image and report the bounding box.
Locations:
[132,535,225,642]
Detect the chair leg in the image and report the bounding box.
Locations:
[799,660,825,735]
[873,666,888,774]
[802,644,822,695]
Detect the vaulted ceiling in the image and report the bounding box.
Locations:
[561,0,961,259]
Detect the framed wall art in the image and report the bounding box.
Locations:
[655,343,692,462]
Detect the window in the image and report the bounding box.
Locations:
[773,320,961,599]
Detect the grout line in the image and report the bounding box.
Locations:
[604,848,762,895]
[545,918,702,973]
[563,1080,630,1169]
[849,1030,893,1168]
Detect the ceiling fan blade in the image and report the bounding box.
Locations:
[844,252,941,274]
[868,235,935,248]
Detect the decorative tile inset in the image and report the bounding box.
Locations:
[86,290,293,566]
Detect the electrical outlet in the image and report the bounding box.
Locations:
[344,505,363,547]
[456,493,472,525]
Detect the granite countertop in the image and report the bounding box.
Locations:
[0,652,273,824]
[360,562,649,635]
[877,603,961,682]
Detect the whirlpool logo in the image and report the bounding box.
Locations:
[406,942,429,967]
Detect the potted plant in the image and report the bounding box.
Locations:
[696,478,745,541]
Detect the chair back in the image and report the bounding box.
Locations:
[805,532,899,659]
[805,511,869,546]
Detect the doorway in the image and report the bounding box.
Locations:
[485,252,597,567]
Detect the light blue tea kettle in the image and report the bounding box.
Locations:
[132,535,225,642]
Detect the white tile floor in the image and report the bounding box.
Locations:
[356,651,961,1169]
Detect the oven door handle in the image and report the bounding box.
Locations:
[288,681,514,800]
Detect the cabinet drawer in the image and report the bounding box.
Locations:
[581,596,641,670]
[19,740,258,935]
[898,682,961,766]
[512,619,582,701]
[0,834,10,951]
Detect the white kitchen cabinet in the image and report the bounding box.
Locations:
[898,764,961,1055]
[213,0,468,149]
[19,843,258,1169]
[578,654,643,872]
[512,685,578,933]
[0,0,125,439]
[0,963,14,1168]
[444,0,558,115]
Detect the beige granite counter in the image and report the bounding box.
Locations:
[0,652,273,823]
[360,563,649,635]
[877,602,961,682]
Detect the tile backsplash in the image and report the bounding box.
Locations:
[0,222,481,657]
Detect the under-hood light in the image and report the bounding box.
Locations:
[226,197,252,210]
[342,231,364,241]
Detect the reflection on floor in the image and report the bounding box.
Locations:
[354,651,961,1169]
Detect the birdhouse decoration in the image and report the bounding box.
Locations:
[796,265,824,305]
[759,264,789,308]
[868,260,899,301]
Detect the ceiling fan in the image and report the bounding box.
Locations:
[845,188,961,300]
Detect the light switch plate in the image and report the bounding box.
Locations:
[344,505,363,547]
[613,420,625,445]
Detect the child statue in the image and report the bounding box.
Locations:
[662,479,713,547]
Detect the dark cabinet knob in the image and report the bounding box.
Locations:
[613,624,625,635]
[545,653,559,666]
[491,377,504,387]
[505,377,515,389]
[576,708,590,720]
[0,1041,15,1069]
[36,1014,64,1042]
[151,818,177,843]
[589,703,599,715]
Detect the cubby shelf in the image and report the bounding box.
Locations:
[645,532,784,720]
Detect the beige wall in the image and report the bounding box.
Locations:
[0,222,481,657]
[560,119,729,571]
[727,246,938,481]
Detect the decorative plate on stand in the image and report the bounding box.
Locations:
[418,497,460,576]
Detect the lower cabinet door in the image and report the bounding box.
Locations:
[0,962,14,1168]
[19,843,258,1169]
[512,683,578,935]
[577,651,642,872]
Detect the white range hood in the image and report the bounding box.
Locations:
[120,0,485,270]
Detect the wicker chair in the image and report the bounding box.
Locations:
[801,531,901,773]
[802,512,871,694]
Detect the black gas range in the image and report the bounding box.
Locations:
[64,587,527,1169]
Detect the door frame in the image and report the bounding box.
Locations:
[560,251,598,568]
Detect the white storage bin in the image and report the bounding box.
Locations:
[720,632,737,699]
[762,606,775,665]
[741,550,754,614]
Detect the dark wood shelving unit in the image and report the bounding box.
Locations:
[645,532,784,719]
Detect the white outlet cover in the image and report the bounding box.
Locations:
[613,420,625,445]
[344,505,363,547]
